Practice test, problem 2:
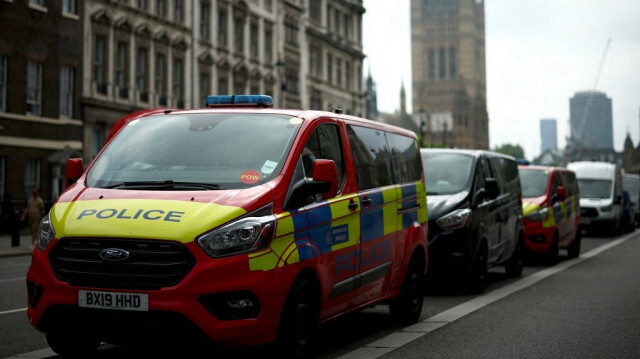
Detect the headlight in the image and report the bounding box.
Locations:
[36,212,55,251]
[437,209,471,230]
[197,204,276,258]
[525,207,549,222]
[601,205,612,212]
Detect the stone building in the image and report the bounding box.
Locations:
[410,0,488,149]
[0,0,84,208]
[82,0,366,160]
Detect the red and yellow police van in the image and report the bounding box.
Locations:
[26,95,428,356]
[518,164,581,261]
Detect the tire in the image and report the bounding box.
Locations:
[389,255,425,325]
[277,278,318,358]
[46,332,100,357]
[567,230,581,258]
[547,233,560,264]
[467,242,488,293]
[504,235,524,277]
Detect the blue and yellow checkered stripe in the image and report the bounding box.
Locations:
[248,181,427,272]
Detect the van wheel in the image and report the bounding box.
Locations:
[504,236,523,277]
[46,332,100,357]
[389,255,424,325]
[277,278,318,358]
[547,233,559,264]
[467,242,488,293]
[567,230,581,258]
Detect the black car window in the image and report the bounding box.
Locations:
[387,132,422,183]
[347,125,393,190]
[302,123,345,191]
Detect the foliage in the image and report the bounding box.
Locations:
[492,143,525,159]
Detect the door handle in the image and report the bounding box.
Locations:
[362,197,372,207]
[348,200,359,211]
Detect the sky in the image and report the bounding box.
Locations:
[362,0,640,160]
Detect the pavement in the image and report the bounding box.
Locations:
[0,232,35,257]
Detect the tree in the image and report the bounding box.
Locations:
[492,143,525,159]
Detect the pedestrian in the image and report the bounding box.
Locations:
[21,188,45,249]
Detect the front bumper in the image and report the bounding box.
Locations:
[427,225,475,275]
[523,220,555,254]
[26,239,292,346]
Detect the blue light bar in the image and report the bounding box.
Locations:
[205,95,274,108]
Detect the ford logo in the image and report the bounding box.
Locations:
[99,248,130,262]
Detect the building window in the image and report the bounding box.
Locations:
[29,0,44,6]
[336,58,342,87]
[327,53,332,83]
[0,56,6,111]
[26,61,42,116]
[449,47,456,79]
[284,16,298,47]
[264,0,272,11]
[439,47,446,79]
[116,42,129,98]
[200,3,210,39]
[62,0,76,14]
[91,126,105,159]
[155,53,167,105]
[156,0,166,17]
[309,44,320,76]
[218,10,227,46]
[59,66,74,118]
[428,49,435,80]
[234,16,244,53]
[345,61,351,91]
[264,27,273,63]
[25,158,41,199]
[200,72,210,107]
[343,13,350,39]
[173,58,184,108]
[218,76,228,94]
[94,35,107,94]
[137,47,149,102]
[138,0,147,10]
[309,0,321,21]
[250,22,259,59]
[174,0,183,23]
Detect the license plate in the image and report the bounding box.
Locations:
[78,290,148,311]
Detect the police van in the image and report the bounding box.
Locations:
[26,95,428,356]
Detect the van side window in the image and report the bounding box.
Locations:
[347,125,393,190]
[386,132,422,183]
[301,123,345,191]
[473,160,487,200]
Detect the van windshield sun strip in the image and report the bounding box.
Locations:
[102,180,223,190]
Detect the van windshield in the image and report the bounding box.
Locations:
[422,152,473,195]
[519,168,549,198]
[87,113,302,190]
[578,179,612,199]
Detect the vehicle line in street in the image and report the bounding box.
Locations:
[338,233,635,359]
[0,308,27,316]
[0,277,25,284]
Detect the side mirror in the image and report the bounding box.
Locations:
[284,159,338,210]
[557,186,566,200]
[312,159,338,199]
[65,158,84,188]
[485,178,499,199]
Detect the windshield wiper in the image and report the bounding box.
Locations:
[103,180,223,190]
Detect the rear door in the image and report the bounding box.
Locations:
[476,156,502,264]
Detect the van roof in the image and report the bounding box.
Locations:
[420,148,516,161]
[567,161,617,179]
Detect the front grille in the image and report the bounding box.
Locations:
[50,238,195,290]
[581,207,598,218]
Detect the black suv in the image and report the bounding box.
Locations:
[421,149,524,291]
